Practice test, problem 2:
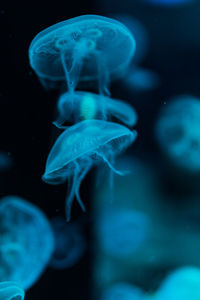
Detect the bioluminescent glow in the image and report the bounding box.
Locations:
[54,91,137,128]
[97,208,149,257]
[50,217,86,269]
[155,95,200,172]
[102,282,145,300]
[157,266,200,300]
[28,15,136,93]
[42,120,137,221]
[0,196,54,290]
[0,281,25,300]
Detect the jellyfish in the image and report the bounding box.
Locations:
[42,119,137,221]
[101,282,146,300]
[28,15,136,94]
[0,152,12,172]
[50,216,86,269]
[0,196,54,290]
[0,282,25,300]
[53,91,137,128]
[156,266,200,300]
[155,95,200,172]
[96,208,150,258]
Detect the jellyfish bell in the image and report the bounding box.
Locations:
[102,282,145,300]
[42,119,137,221]
[0,281,25,300]
[0,196,54,290]
[53,91,137,128]
[50,216,86,269]
[28,15,136,94]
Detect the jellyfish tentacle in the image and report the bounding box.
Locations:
[97,151,128,176]
[60,51,74,93]
[96,51,111,97]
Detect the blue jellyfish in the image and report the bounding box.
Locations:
[53,91,137,128]
[102,282,145,300]
[155,95,200,172]
[28,15,136,94]
[50,216,86,269]
[0,282,25,300]
[0,196,54,290]
[42,120,137,221]
[96,208,149,258]
[0,152,12,172]
[123,67,160,93]
[157,266,200,300]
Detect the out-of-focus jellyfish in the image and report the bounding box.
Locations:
[50,216,86,269]
[28,15,136,93]
[96,208,150,258]
[0,152,12,172]
[53,91,137,128]
[101,282,146,300]
[42,120,137,221]
[0,282,25,300]
[144,0,194,6]
[0,196,54,290]
[123,67,160,93]
[155,95,200,172]
[156,266,200,300]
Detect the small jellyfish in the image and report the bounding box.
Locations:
[0,282,25,300]
[28,15,136,93]
[50,216,86,269]
[0,196,54,290]
[155,95,200,172]
[102,282,145,300]
[53,91,137,128]
[157,266,200,300]
[96,208,149,258]
[42,119,137,221]
[0,152,12,172]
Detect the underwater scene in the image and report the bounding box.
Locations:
[1,0,200,299]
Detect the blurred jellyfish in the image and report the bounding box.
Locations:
[28,15,136,93]
[0,196,54,290]
[50,216,86,269]
[155,95,200,172]
[123,67,160,93]
[53,91,137,128]
[42,120,137,221]
[102,282,146,300]
[0,152,12,172]
[97,208,150,258]
[156,266,200,300]
[0,282,25,300]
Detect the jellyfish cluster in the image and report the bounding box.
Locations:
[29,14,138,221]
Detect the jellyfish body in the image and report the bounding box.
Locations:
[156,267,200,300]
[155,95,200,172]
[42,119,137,220]
[102,282,145,300]
[97,208,149,258]
[28,15,136,93]
[0,196,54,290]
[50,217,86,269]
[54,91,137,128]
[0,282,25,300]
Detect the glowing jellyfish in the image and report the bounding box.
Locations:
[102,282,145,300]
[0,282,25,300]
[0,152,12,172]
[155,95,200,172]
[0,196,54,290]
[96,208,149,258]
[157,266,200,300]
[42,120,137,221]
[53,91,137,128]
[50,216,86,269]
[28,15,136,93]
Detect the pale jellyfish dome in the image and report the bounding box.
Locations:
[0,281,25,300]
[0,196,54,290]
[102,282,145,300]
[97,208,150,257]
[28,15,136,89]
[157,266,200,300]
[155,95,200,172]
